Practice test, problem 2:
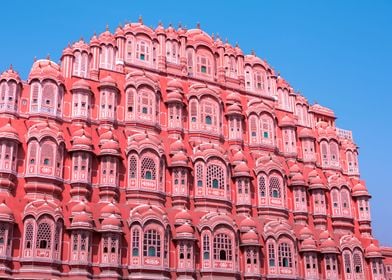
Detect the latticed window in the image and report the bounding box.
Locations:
[136,40,150,62]
[196,163,204,187]
[41,142,54,167]
[268,243,275,266]
[269,176,281,198]
[353,252,363,273]
[206,164,225,189]
[25,222,34,249]
[278,243,292,267]
[213,233,232,261]
[36,222,52,249]
[344,252,351,273]
[141,157,156,180]
[330,142,339,163]
[203,234,210,259]
[129,155,137,179]
[143,229,161,257]
[0,223,6,245]
[259,175,266,197]
[132,229,139,256]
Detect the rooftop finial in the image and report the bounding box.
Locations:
[105,24,109,31]
[178,22,182,28]
[46,53,50,60]
[225,38,228,43]
[196,22,200,29]
[211,33,215,40]
[251,49,255,55]
[158,20,162,26]
[33,56,37,62]
[9,64,13,70]
[235,42,239,47]
[138,15,143,24]
[169,23,172,27]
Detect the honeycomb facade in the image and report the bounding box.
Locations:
[0,19,391,279]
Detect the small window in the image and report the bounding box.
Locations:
[191,117,196,122]
[212,179,219,189]
[203,251,210,259]
[197,180,202,187]
[269,259,275,267]
[263,132,269,138]
[45,100,50,105]
[43,158,50,165]
[272,189,279,198]
[282,257,289,267]
[142,107,148,114]
[128,106,133,112]
[140,54,145,61]
[132,247,139,256]
[145,171,152,180]
[205,116,212,125]
[201,65,207,73]
[251,131,256,137]
[148,246,156,256]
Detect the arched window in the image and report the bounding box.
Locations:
[24,222,34,249]
[330,141,339,166]
[196,53,212,76]
[259,175,266,198]
[136,40,150,63]
[278,242,292,268]
[206,164,225,190]
[143,229,160,257]
[126,38,133,63]
[260,114,274,145]
[321,141,329,166]
[41,141,55,167]
[213,233,232,261]
[245,66,253,91]
[73,51,89,78]
[129,155,137,179]
[205,115,212,125]
[100,45,115,70]
[249,115,259,143]
[331,188,341,216]
[141,157,156,180]
[36,222,51,250]
[269,176,281,198]
[132,228,140,256]
[340,188,351,217]
[166,40,178,64]
[200,97,220,133]
[344,252,352,273]
[203,234,210,259]
[268,243,275,266]
[353,251,362,273]
[189,99,198,124]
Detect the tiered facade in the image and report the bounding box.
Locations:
[0,19,391,279]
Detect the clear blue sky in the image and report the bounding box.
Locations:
[1,1,391,244]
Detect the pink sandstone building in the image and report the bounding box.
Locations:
[0,19,391,279]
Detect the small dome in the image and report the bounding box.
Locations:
[170,138,186,153]
[171,151,188,167]
[101,214,122,231]
[241,230,259,244]
[71,201,92,214]
[98,29,115,45]
[319,230,330,241]
[280,115,296,127]
[289,164,300,175]
[175,208,192,223]
[226,103,242,115]
[309,175,325,190]
[29,59,64,83]
[299,127,315,139]
[300,237,318,252]
[114,26,125,37]
[155,23,165,34]
[0,200,14,223]
[100,202,121,217]
[233,161,251,177]
[326,126,336,137]
[232,150,246,164]
[299,225,313,240]
[166,91,183,103]
[176,223,194,235]
[352,182,370,198]
[99,75,117,88]
[71,211,93,230]
[0,121,20,142]
[0,65,21,83]
[291,172,306,186]
[167,79,183,90]
[320,237,338,254]
[365,242,382,258]
[240,216,256,230]
[71,129,93,152]
[226,92,241,103]
[71,79,91,91]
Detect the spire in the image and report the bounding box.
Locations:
[138,15,143,24]
[105,24,109,31]
[196,22,200,29]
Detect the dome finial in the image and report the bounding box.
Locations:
[138,15,143,24]
[105,24,109,31]
[9,64,13,70]
[33,56,37,62]
[196,22,200,29]
[46,53,50,60]
[178,22,182,28]
[251,49,255,55]
[158,20,162,26]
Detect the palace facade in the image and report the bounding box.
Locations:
[0,18,391,279]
